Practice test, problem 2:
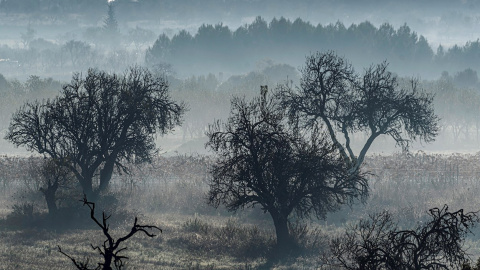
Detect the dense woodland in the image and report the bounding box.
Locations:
[2,15,480,78]
[0,1,479,78]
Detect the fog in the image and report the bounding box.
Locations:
[2,1,480,269]
[1,0,480,154]
[1,1,480,78]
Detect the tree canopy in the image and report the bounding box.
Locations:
[280,51,439,175]
[146,18,435,76]
[330,206,478,270]
[207,90,367,254]
[5,67,185,199]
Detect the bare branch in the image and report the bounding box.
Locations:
[59,196,162,270]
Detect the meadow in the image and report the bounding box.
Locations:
[1,151,480,269]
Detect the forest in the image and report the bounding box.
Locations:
[2,1,480,269]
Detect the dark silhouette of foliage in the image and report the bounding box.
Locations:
[463,258,480,270]
[58,195,161,270]
[280,51,439,176]
[62,40,92,68]
[206,88,367,256]
[146,17,436,75]
[330,205,478,270]
[145,33,171,67]
[453,68,479,88]
[5,67,185,199]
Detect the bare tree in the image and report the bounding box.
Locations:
[58,195,161,270]
[62,40,92,68]
[102,3,120,49]
[5,67,185,199]
[27,157,74,216]
[207,89,367,256]
[280,51,439,175]
[330,205,478,270]
[20,24,36,48]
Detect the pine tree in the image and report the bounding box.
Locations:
[103,3,119,47]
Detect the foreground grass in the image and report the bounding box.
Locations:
[0,211,332,270]
[3,152,480,269]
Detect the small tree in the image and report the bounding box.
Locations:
[330,205,478,270]
[58,195,161,270]
[20,24,36,48]
[206,90,367,255]
[27,157,74,216]
[280,51,439,175]
[5,67,185,200]
[62,40,92,68]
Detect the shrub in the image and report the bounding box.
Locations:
[4,202,40,228]
[330,205,478,270]
[171,217,274,260]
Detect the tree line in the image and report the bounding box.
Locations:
[146,17,480,77]
[1,15,480,80]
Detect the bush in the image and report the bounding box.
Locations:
[183,217,210,234]
[288,220,327,257]
[4,202,40,228]
[330,205,478,270]
[463,257,480,270]
[171,217,274,260]
[173,217,328,261]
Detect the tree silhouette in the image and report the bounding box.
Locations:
[146,17,439,75]
[58,195,161,270]
[330,205,478,270]
[27,157,73,216]
[280,51,439,176]
[5,67,185,199]
[62,40,92,68]
[145,33,171,67]
[103,2,120,48]
[20,24,36,49]
[206,89,367,256]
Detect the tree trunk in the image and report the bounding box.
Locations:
[98,158,115,195]
[103,252,113,270]
[271,212,294,257]
[80,175,95,201]
[40,182,58,216]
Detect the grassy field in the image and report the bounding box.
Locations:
[2,152,480,269]
[0,215,259,269]
[0,209,332,269]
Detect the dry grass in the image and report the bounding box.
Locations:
[2,152,480,269]
[0,211,324,269]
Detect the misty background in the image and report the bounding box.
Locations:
[1,0,480,155]
[2,1,480,268]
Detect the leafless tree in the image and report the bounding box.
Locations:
[280,51,439,176]
[58,195,161,270]
[207,89,367,256]
[5,67,185,200]
[27,157,74,215]
[62,40,92,68]
[330,205,478,270]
